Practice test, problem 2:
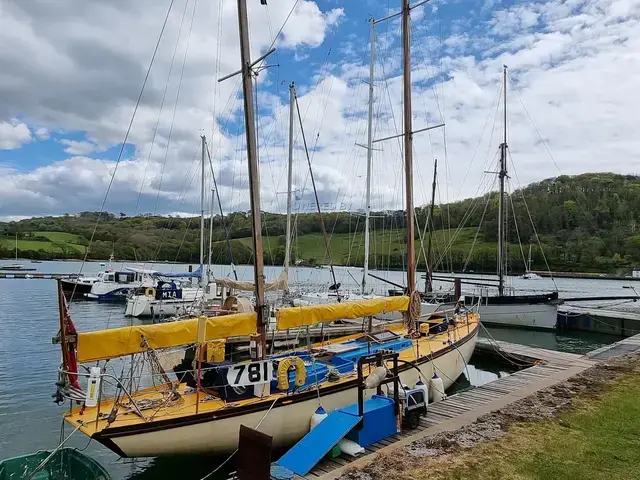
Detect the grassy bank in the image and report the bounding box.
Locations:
[433,375,640,479]
[355,365,640,480]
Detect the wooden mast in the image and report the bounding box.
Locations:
[236,0,266,358]
[402,0,416,308]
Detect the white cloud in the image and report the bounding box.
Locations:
[278,2,344,47]
[0,119,31,149]
[34,127,49,140]
[59,139,103,155]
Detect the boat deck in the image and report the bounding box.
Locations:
[260,336,628,480]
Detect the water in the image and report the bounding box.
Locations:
[0,260,632,479]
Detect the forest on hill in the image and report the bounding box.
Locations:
[1,172,640,274]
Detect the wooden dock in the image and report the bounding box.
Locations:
[261,335,640,480]
[558,305,640,337]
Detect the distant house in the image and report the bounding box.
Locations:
[633,269,640,278]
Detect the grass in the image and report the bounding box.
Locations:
[0,231,86,254]
[32,231,83,243]
[404,373,640,480]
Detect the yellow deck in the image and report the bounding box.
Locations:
[65,315,479,437]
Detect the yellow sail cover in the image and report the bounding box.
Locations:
[77,312,257,363]
[276,296,409,330]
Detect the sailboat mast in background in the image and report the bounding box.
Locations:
[284,82,295,286]
[497,65,508,296]
[424,159,437,293]
[200,135,206,287]
[362,17,375,295]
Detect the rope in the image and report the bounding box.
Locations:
[407,289,422,333]
[24,423,84,480]
[199,396,279,480]
[479,322,538,368]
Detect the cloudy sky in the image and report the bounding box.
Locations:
[1,0,639,221]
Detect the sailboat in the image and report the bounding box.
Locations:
[52,0,479,458]
[463,66,558,329]
[518,245,541,280]
[2,234,36,271]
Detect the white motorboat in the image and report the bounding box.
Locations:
[85,268,156,301]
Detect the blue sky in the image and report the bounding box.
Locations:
[1,0,640,220]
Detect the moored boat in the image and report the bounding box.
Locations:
[54,287,479,457]
[61,275,99,296]
[85,267,155,301]
[51,0,479,461]
[462,67,559,329]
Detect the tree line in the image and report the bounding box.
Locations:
[1,173,639,273]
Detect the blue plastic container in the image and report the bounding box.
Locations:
[340,395,397,447]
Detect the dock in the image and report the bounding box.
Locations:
[257,334,640,480]
[558,305,640,337]
[0,272,69,279]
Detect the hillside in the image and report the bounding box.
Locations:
[1,172,639,273]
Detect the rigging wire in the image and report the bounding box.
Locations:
[135,0,190,214]
[152,0,198,217]
[294,91,340,295]
[507,148,559,292]
[69,0,176,304]
[505,71,612,256]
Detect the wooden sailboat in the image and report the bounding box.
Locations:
[52,0,479,458]
[463,66,558,329]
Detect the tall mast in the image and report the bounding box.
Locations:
[424,159,437,293]
[237,0,266,358]
[363,18,375,295]
[497,65,507,296]
[205,139,238,280]
[199,135,206,286]
[402,0,416,301]
[208,188,215,282]
[284,82,295,284]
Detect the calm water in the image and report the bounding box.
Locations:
[0,260,631,479]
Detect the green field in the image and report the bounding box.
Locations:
[33,231,84,243]
[0,231,86,255]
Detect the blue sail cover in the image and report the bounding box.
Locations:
[154,266,203,279]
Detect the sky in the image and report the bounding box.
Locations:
[1,0,639,221]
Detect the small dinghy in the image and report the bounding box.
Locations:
[0,448,111,480]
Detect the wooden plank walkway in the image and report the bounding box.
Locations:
[299,339,603,480]
[230,334,640,480]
